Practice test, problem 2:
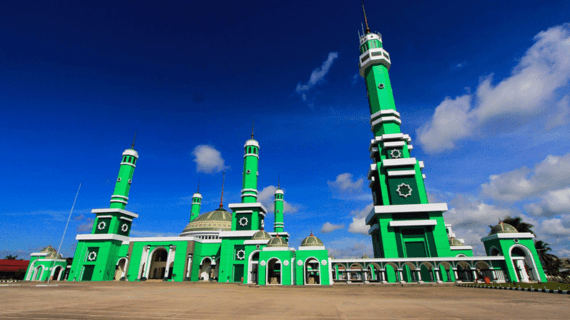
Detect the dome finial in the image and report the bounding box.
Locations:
[219,171,225,208]
[131,131,137,149]
[362,1,371,34]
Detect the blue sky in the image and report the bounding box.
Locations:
[1,1,570,259]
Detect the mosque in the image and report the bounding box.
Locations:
[24,7,547,286]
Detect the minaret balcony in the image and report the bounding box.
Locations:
[359,48,391,76]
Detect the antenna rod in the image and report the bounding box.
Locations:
[219,171,225,208]
[48,183,81,285]
[131,131,137,149]
[362,1,371,34]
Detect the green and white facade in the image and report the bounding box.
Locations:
[25,10,546,285]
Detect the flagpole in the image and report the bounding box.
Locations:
[47,183,81,285]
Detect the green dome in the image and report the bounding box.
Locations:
[267,236,288,247]
[489,223,519,235]
[181,208,232,233]
[252,230,271,240]
[300,234,324,247]
[449,238,464,246]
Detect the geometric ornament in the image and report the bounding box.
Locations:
[97,221,106,230]
[121,223,129,232]
[236,250,245,260]
[396,183,412,198]
[239,217,249,227]
[390,149,402,159]
[88,251,97,261]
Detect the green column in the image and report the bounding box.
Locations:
[274,188,284,232]
[241,139,259,203]
[110,148,138,209]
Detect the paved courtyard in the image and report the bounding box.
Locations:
[1,281,569,319]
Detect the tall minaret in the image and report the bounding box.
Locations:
[273,178,284,233]
[360,4,449,259]
[110,133,139,209]
[190,182,202,222]
[241,121,259,203]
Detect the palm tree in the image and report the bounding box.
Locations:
[534,240,552,264]
[4,254,18,260]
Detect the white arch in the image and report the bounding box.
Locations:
[26,260,37,281]
[34,265,45,281]
[488,246,501,256]
[200,256,212,265]
[145,246,168,279]
[303,256,321,285]
[509,244,540,282]
[456,254,467,257]
[116,257,127,266]
[265,257,282,285]
[247,250,260,284]
[50,265,64,281]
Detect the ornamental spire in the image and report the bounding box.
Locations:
[278,175,280,189]
[197,178,200,193]
[219,171,225,208]
[131,131,137,149]
[362,1,371,34]
[251,120,254,139]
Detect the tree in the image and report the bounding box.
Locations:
[503,216,535,234]
[4,254,18,260]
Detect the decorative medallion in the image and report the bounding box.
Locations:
[390,149,402,159]
[236,250,245,260]
[121,223,129,232]
[246,169,251,174]
[284,260,289,266]
[322,260,327,266]
[117,177,121,182]
[396,183,412,198]
[239,217,249,227]
[297,260,303,266]
[97,221,106,230]
[128,179,132,184]
[87,251,97,261]
[256,172,259,176]
[260,260,266,267]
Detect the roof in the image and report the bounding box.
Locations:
[181,208,232,233]
[0,260,29,272]
[267,236,288,247]
[489,223,519,235]
[252,230,271,240]
[300,234,324,247]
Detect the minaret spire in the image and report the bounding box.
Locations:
[362,1,371,34]
[219,171,225,208]
[278,175,280,189]
[131,131,137,149]
[197,178,200,192]
[251,120,254,139]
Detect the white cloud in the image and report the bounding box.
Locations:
[257,185,299,214]
[418,24,570,154]
[525,187,570,217]
[327,173,370,201]
[327,237,373,258]
[481,153,570,203]
[191,145,227,174]
[76,218,93,232]
[347,203,373,235]
[295,52,339,105]
[537,216,570,236]
[321,222,344,233]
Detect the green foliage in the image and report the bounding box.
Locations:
[4,254,18,260]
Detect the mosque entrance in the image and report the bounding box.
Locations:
[267,258,281,285]
[115,258,126,280]
[200,258,212,281]
[510,246,538,282]
[52,266,63,281]
[248,251,260,284]
[149,248,168,280]
[304,258,320,285]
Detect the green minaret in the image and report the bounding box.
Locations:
[110,133,139,209]
[360,5,451,259]
[273,178,284,233]
[190,183,202,222]
[241,121,259,204]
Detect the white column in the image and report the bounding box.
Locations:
[491,269,497,281]
[416,270,423,283]
[471,268,478,282]
[434,268,442,283]
[143,246,152,279]
[163,246,174,279]
[347,271,351,283]
[186,256,193,278]
[398,269,404,283]
[364,270,368,283]
[380,269,386,283]
[453,268,460,282]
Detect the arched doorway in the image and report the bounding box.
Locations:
[475,261,492,281]
[200,257,212,281]
[52,266,63,281]
[115,258,127,280]
[305,258,320,285]
[248,251,260,284]
[510,245,539,282]
[34,266,44,281]
[456,262,472,282]
[149,248,168,280]
[267,258,281,285]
